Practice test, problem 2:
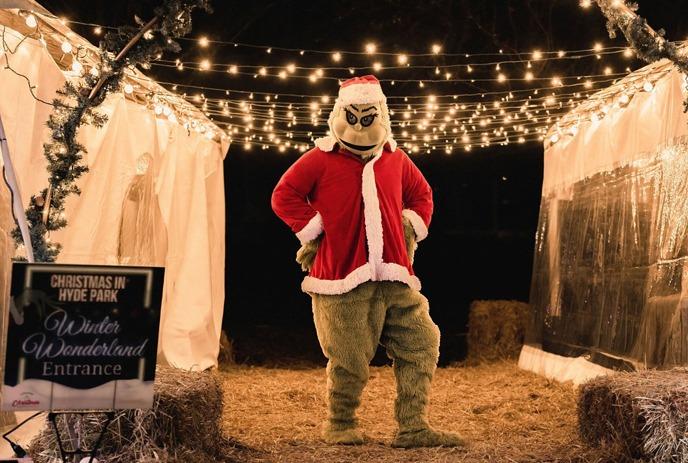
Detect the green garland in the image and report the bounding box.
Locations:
[11,0,212,262]
[594,0,688,109]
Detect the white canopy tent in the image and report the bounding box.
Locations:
[0,7,228,371]
[520,58,688,384]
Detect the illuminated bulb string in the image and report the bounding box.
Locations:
[145,74,625,101]
[0,24,221,138]
[157,47,630,71]
[153,61,630,83]
[18,14,655,152]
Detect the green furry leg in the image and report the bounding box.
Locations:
[311,283,385,445]
[322,426,366,445]
[322,364,366,443]
[381,283,467,448]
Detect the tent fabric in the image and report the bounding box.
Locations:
[518,345,612,386]
[0,26,226,370]
[523,59,688,383]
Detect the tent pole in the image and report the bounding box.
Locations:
[0,113,34,263]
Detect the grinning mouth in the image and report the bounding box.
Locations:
[340,139,377,151]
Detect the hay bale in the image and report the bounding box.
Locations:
[29,366,232,463]
[466,300,530,364]
[579,368,688,462]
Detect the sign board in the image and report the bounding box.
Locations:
[2,263,164,411]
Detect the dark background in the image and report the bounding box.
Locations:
[38,0,688,364]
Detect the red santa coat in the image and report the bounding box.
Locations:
[271,141,433,295]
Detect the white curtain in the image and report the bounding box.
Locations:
[0,27,227,370]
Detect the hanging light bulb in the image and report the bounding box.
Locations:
[71,60,83,74]
[25,14,37,28]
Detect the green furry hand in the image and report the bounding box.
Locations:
[403,216,417,265]
[296,235,322,272]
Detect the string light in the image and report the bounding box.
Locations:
[198,36,209,47]
[332,52,341,62]
[431,44,442,54]
[0,20,220,139]
[365,42,377,54]
[71,60,83,74]
[25,14,37,28]
[0,15,626,154]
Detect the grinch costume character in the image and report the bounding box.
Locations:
[271,75,464,448]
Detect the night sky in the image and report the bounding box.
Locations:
[37,0,688,363]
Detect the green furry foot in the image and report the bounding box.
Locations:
[323,427,365,445]
[392,428,466,448]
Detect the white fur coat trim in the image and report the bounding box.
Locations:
[295,212,323,245]
[402,208,429,242]
[362,152,384,279]
[302,263,421,295]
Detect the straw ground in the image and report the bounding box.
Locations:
[221,360,625,463]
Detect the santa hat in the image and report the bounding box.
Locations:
[337,75,386,106]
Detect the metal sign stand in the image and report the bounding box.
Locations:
[47,411,116,463]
